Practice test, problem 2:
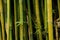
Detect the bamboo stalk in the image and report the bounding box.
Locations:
[0,0,5,40]
[55,0,60,40]
[55,24,58,40]
[47,0,53,40]
[57,0,60,18]
[27,0,33,40]
[44,0,48,40]
[6,0,10,40]
[9,20,12,40]
[14,0,18,40]
[23,0,28,40]
[1,11,5,40]
[35,0,42,40]
[19,0,24,40]
[0,25,2,40]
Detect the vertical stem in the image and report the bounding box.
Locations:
[1,12,5,40]
[27,0,33,40]
[44,0,48,40]
[19,0,23,40]
[0,24,2,40]
[47,0,53,40]
[55,24,58,40]
[14,0,18,40]
[35,0,42,40]
[23,0,28,40]
[57,0,60,18]
[0,0,5,40]
[6,0,10,40]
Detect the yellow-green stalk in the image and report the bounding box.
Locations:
[27,0,33,40]
[35,0,42,40]
[0,0,5,40]
[47,0,53,40]
[6,0,10,40]
[44,0,48,40]
[14,0,18,40]
[19,0,23,40]
[0,24,2,40]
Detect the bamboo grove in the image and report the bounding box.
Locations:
[0,0,60,40]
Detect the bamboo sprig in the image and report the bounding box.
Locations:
[0,0,5,40]
[35,0,42,40]
[19,0,24,40]
[6,0,10,40]
[44,0,48,40]
[14,0,18,40]
[47,0,53,40]
[27,0,33,40]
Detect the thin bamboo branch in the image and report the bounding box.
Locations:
[19,0,24,40]
[47,0,53,40]
[35,0,42,40]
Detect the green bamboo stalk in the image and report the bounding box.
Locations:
[9,20,12,40]
[47,0,53,40]
[0,0,5,40]
[14,0,18,40]
[57,0,60,18]
[6,0,10,40]
[19,0,24,40]
[44,0,48,40]
[23,0,28,40]
[27,0,33,40]
[35,0,42,40]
